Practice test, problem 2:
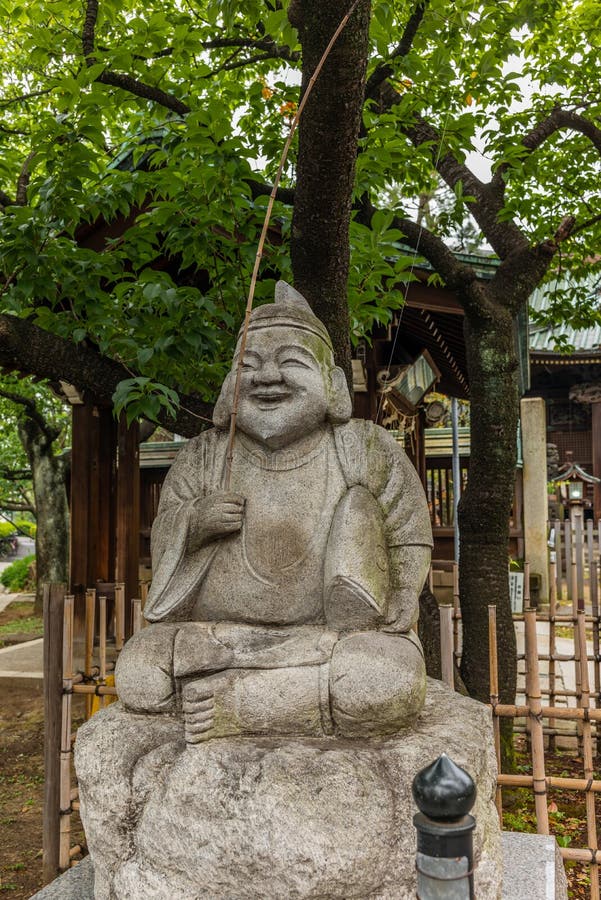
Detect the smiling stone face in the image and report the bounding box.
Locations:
[235,326,331,449]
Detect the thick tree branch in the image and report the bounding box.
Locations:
[375,83,529,259]
[0,88,53,107]
[365,0,428,99]
[570,211,601,239]
[491,106,601,193]
[82,0,98,59]
[202,51,278,78]
[200,37,300,60]
[82,0,190,115]
[0,498,35,514]
[96,70,190,115]
[0,387,60,445]
[0,314,212,437]
[488,218,577,313]
[15,151,36,206]
[246,178,295,205]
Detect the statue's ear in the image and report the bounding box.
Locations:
[327,366,353,424]
[213,371,234,429]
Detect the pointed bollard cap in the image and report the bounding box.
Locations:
[413,755,477,898]
[412,753,476,821]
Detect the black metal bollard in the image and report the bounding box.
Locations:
[412,753,477,899]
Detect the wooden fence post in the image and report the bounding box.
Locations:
[42,583,66,885]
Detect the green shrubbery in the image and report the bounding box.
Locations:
[14,520,36,538]
[0,555,36,592]
[0,522,16,538]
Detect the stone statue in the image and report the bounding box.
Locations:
[75,283,502,900]
[115,281,432,743]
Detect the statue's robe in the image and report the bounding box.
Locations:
[144,419,433,627]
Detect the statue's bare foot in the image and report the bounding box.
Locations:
[182,680,216,744]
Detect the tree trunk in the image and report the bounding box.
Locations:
[458,300,518,765]
[18,420,69,615]
[290,0,371,386]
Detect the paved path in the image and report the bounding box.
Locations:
[0,586,42,678]
[0,636,43,678]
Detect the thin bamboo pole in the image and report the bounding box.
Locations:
[488,605,502,820]
[99,594,107,708]
[577,610,599,899]
[554,518,563,603]
[592,561,601,722]
[139,581,149,627]
[223,0,362,489]
[548,560,557,751]
[439,604,454,689]
[132,598,142,635]
[524,609,549,834]
[562,847,601,864]
[115,582,125,652]
[42,583,65,884]
[588,518,595,590]
[575,513,585,610]
[566,519,573,606]
[571,547,584,753]
[71,683,118,696]
[523,560,531,608]
[517,651,598,664]
[495,703,601,721]
[513,613,597,623]
[59,594,74,871]
[497,773,601,793]
[452,562,460,665]
[84,589,95,720]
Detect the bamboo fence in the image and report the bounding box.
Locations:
[434,517,601,898]
[43,583,147,880]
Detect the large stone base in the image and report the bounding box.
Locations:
[75,679,502,899]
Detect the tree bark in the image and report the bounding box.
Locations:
[0,314,212,438]
[458,296,519,764]
[290,0,371,385]
[17,418,69,615]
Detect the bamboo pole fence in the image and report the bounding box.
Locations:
[434,520,601,897]
[42,583,143,878]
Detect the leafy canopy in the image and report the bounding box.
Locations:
[0,0,600,421]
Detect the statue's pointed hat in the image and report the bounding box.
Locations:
[238,281,333,351]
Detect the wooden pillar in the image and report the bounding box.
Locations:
[97,409,117,583]
[116,415,140,637]
[86,405,101,588]
[592,402,601,522]
[520,397,549,602]
[70,402,118,637]
[69,404,91,633]
[42,583,65,884]
[69,404,90,595]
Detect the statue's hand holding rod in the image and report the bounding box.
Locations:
[188,492,245,551]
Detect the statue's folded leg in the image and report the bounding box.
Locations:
[115,624,181,713]
[329,631,426,737]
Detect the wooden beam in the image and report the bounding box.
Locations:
[116,416,140,637]
[403,282,465,316]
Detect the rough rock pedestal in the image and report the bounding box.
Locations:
[76,678,502,899]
